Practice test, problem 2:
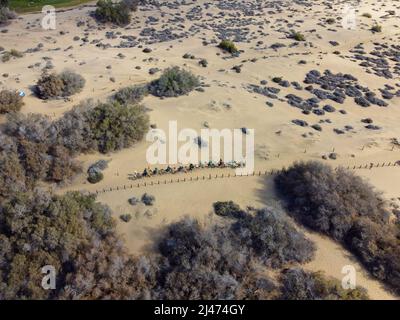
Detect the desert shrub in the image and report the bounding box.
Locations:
[0,89,24,113]
[122,0,139,11]
[120,213,132,222]
[371,24,382,32]
[1,48,23,62]
[290,31,306,41]
[47,145,81,182]
[141,193,155,206]
[0,98,149,192]
[0,191,154,299]
[148,66,200,97]
[85,102,149,153]
[112,84,148,105]
[155,216,278,299]
[213,201,246,219]
[229,207,316,268]
[275,161,400,294]
[36,72,65,99]
[275,161,387,240]
[36,71,85,99]
[59,70,85,96]
[280,268,369,300]
[0,6,16,25]
[218,40,238,54]
[1,113,81,188]
[0,149,27,199]
[326,18,335,24]
[52,100,97,153]
[87,170,104,184]
[95,0,131,26]
[362,13,372,18]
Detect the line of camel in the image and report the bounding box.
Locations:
[128,160,246,180]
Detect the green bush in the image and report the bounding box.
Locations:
[87,170,103,184]
[291,31,306,41]
[0,89,24,113]
[218,40,238,54]
[371,24,382,32]
[85,101,149,153]
[112,84,148,105]
[148,66,200,97]
[213,201,246,219]
[95,0,131,26]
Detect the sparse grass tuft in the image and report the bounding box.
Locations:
[218,39,238,54]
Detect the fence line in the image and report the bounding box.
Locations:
[88,161,399,195]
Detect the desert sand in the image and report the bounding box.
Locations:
[1,0,400,299]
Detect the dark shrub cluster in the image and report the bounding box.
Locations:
[59,70,86,96]
[87,160,108,184]
[156,217,279,299]
[280,268,369,300]
[0,191,155,299]
[0,89,24,113]
[153,203,316,299]
[0,1,16,26]
[0,113,81,197]
[0,100,149,199]
[112,84,148,105]
[230,208,316,268]
[36,70,85,100]
[1,48,23,62]
[148,67,200,97]
[275,161,400,294]
[218,40,238,54]
[95,0,134,26]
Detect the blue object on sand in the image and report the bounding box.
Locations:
[19,90,25,97]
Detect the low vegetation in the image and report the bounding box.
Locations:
[0,89,24,113]
[371,24,382,33]
[112,84,148,105]
[94,0,136,26]
[290,31,306,41]
[0,0,16,25]
[148,66,200,97]
[84,102,149,153]
[275,161,400,294]
[0,191,152,299]
[218,40,238,54]
[36,70,85,99]
[280,268,369,300]
[0,100,149,199]
[1,49,23,62]
[362,13,372,18]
